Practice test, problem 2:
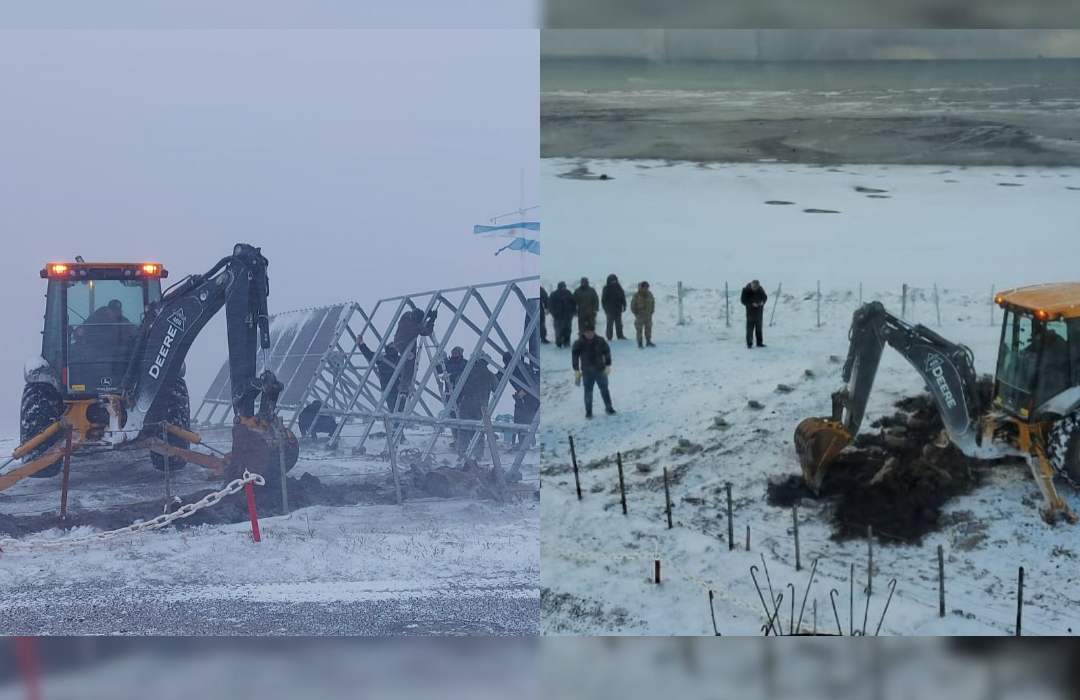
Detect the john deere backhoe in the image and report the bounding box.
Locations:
[795,284,1080,523]
[2,243,299,493]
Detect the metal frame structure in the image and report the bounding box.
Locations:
[193,277,540,473]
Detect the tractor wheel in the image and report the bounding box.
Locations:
[151,379,191,472]
[1048,412,1080,485]
[20,382,65,478]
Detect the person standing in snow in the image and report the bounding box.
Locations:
[630,281,656,349]
[548,282,575,348]
[741,279,768,348]
[358,339,406,412]
[456,355,498,459]
[601,274,628,341]
[393,306,437,405]
[436,346,469,447]
[571,326,615,419]
[539,287,550,344]
[573,277,600,336]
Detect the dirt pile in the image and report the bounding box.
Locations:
[769,383,1003,544]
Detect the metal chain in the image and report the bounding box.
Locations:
[0,472,266,552]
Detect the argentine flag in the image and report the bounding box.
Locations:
[474,221,540,256]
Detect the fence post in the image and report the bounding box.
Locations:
[1016,566,1024,636]
[934,283,941,327]
[677,281,685,326]
[816,281,821,328]
[867,526,874,596]
[664,467,673,529]
[725,282,731,328]
[617,452,627,515]
[793,504,801,571]
[990,284,996,326]
[938,544,946,618]
[901,283,907,319]
[859,282,863,306]
[768,282,782,327]
[569,434,582,501]
[746,523,750,551]
[726,482,734,551]
[383,416,404,506]
[654,559,661,584]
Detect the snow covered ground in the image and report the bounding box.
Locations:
[541,159,1080,636]
[0,433,539,635]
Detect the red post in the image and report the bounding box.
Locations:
[245,481,261,543]
[14,636,41,700]
[59,428,74,521]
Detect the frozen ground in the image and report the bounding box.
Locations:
[541,160,1080,636]
[0,430,539,635]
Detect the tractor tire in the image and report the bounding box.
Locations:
[151,379,191,472]
[19,382,65,478]
[1048,412,1080,486]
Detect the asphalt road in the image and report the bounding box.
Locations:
[0,584,538,635]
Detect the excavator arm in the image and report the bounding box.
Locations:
[796,301,983,491]
[120,244,274,432]
[116,243,296,480]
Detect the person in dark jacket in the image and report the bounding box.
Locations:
[358,338,405,412]
[571,326,615,419]
[741,279,768,348]
[601,274,628,341]
[457,355,497,459]
[539,287,550,344]
[436,346,469,447]
[573,277,600,336]
[548,282,575,348]
[500,351,540,444]
[393,306,437,404]
[297,400,338,439]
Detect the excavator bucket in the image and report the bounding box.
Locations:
[794,417,853,493]
[228,417,300,485]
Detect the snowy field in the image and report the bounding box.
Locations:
[541,159,1080,636]
[0,432,539,635]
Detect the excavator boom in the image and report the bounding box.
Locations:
[796,301,982,491]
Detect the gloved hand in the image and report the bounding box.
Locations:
[605,366,612,375]
[428,309,438,321]
[574,371,582,386]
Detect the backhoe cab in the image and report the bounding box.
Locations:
[795,283,1080,523]
[5,245,299,494]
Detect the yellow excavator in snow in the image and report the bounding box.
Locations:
[2,243,299,494]
[795,283,1080,523]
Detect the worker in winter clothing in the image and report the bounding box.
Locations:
[573,277,600,336]
[631,281,656,349]
[358,338,405,412]
[741,280,768,348]
[539,287,550,344]
[393,306,437,404]
[601,274,628,341]
[571,326,615,419]
[436,346,469,447]
[457,356,498,459]
[548,282,575,348]
[500,351,539,443]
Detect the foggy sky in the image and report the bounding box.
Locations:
[0,2,539,29]
[0,30,538,427]
[541,29,1080,61]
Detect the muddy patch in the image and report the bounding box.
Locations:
[768,383,1001,545]
[557,165,614,181]
[0,467,496,540]
[855,186,888,194]
[765,200,795,205]
[803,208,840,214]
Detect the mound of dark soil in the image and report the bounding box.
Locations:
[769,380,1003,544]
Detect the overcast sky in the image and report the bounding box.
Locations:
[0,30,538,428]
[0,2,539,29]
